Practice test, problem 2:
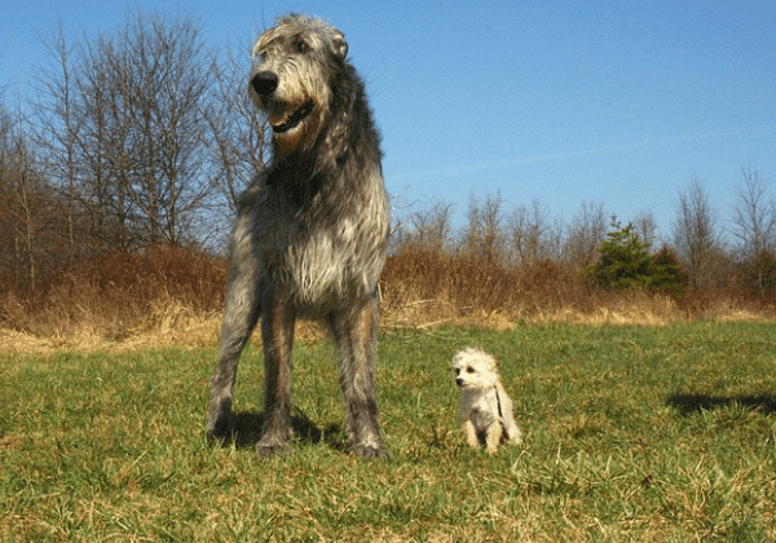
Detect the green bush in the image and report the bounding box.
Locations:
[649,246,689,300]
[583,222,653,291]
[583,223,688,299]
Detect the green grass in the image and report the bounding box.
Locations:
[2,322,775,542]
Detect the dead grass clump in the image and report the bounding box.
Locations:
[3,240,776,352]
[573,290,682,326]
[381,244,776,329]
[0,245,225,343]
[382,246,587,327]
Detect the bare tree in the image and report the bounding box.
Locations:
[729,166,776,298]
[0,103,13,152]
[113,10,214,244]
[730,165,775,259]
[463,190,506,265]
[81,34,132,243]
[35,9,216,248]
[0,110,49,294]
[395,199,454,251]
[564,200,608,268]
[632,210,658,250]
[34,25,80,255]
[509,198,550,265]
[673,176,720,289]
[202,42,269,213]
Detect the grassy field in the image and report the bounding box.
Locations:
[1,321,775,542]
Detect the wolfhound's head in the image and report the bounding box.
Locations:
[249,14,349,155]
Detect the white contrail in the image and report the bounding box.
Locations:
[391,124,772,182]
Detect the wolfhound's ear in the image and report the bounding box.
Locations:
[332,32,348,58]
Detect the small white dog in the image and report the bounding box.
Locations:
[452,347,522,453]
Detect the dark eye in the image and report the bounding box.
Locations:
[467,367,475,373]
[294,38,310,54]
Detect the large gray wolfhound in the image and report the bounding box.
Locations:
[206,14,390,459]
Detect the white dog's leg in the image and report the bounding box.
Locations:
[505,421,522,446]
[485,423,502,454]
[462,419,479,449]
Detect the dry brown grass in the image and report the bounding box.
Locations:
[2,242,774,353]
[1,246,226,352]
[380,243,774,329]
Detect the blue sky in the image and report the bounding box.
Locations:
[2,0,775,242]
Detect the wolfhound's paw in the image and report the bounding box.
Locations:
[352,443,388,460]
[206,429,225,446]
[256,438,292,457]
[205,417,233,446]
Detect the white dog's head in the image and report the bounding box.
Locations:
[452,347,500,391]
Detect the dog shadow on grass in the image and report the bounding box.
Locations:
[223,409,347,452]
[665,393,776,416]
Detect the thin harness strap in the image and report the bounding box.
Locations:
[495,386,504,418]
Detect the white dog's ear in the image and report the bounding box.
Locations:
[451,349,466,367]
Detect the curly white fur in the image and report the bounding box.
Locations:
[452,347,522,453]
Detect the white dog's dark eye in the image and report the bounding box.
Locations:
[467,367,475,373]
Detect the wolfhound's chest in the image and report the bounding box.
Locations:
[282,229,350,299]
[266,222,382,306]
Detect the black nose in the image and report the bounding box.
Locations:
[456,378,464,387]
[251,71,279,96]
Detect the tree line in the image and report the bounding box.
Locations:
[1,10,266,296]
[393,166,776,301]
[1,9,774,304]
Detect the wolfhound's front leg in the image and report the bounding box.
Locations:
[207,219,262,444]
[256,293,296,456]
[330,292,386,459]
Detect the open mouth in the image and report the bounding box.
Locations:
[269,100,313,134]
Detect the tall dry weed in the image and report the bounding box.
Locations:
[1,245,225,342]
[2,239,774,352]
